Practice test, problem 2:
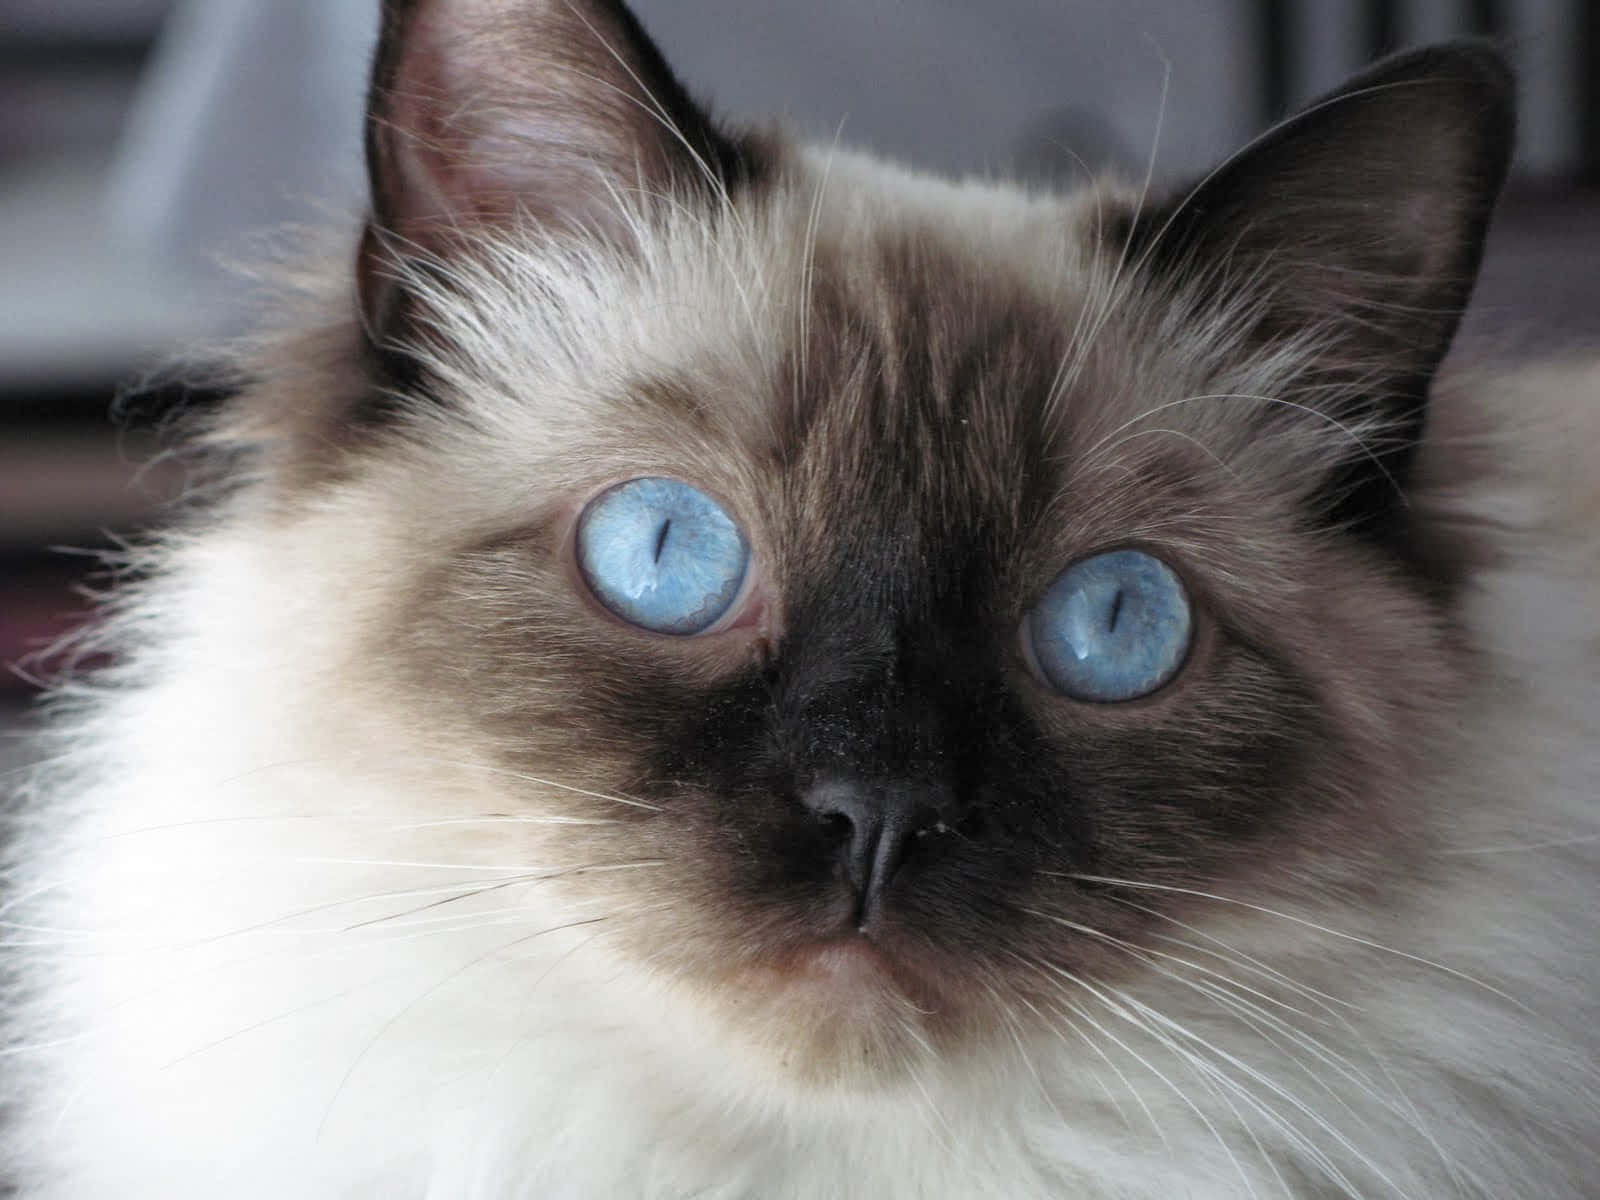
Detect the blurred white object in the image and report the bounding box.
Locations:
[107,0,378,300]
[104,0,1253,298]
[86,0,1581,361]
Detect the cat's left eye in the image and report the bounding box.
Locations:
[1024,549,1193,702]
[576,477,750,635]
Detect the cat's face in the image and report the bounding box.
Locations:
[235,1,1510,1086]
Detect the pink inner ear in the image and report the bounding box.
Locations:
[381,8,499,231]
[371,1,671,246]
[1390,187,1464,284]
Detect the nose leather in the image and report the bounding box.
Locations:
[802,778,940,929]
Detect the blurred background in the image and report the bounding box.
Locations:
[2,0,1598,773]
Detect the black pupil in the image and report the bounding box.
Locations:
[1106,587,1126,634]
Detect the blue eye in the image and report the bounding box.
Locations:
[1027,549,1192,702]
[576,478,749,635]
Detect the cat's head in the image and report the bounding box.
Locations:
[228,0,1512,1087]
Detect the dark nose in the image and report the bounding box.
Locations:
[802,778,943,929]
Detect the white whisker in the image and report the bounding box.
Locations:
[389,815,621,830]
[316,915,609,1138]
[1045,41,1171,423]
[1104,896,1471,1192]
[1074,391,1400,503]
[1013,951,1259,1196]
[1117,988,1404,1199]
[1063,874,1525,1011]
[1440,833,1600,856]
[797,119,846,409]
[1013,990,1164,1143]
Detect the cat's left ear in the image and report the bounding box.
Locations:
[358,0,763,346]
[1123,42,1514,526]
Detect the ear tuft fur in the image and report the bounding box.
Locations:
[358,0,767,361]
[1121,41,1515,532]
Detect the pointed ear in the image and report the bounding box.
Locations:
[358,0,765,346]
[1124,42,1514,527]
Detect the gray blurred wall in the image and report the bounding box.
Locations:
[85,0,1600,331]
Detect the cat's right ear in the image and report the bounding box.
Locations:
[357,0,764,352]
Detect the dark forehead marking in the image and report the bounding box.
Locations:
[778,230,1075,551]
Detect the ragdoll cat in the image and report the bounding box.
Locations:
[5,1,1599,1196]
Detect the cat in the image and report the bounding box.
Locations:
[4,1,1599,1196]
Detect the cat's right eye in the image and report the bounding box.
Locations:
[576,477,750,635]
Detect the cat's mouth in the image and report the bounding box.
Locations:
[699,933,958,1087]
[733,932,953,1030]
